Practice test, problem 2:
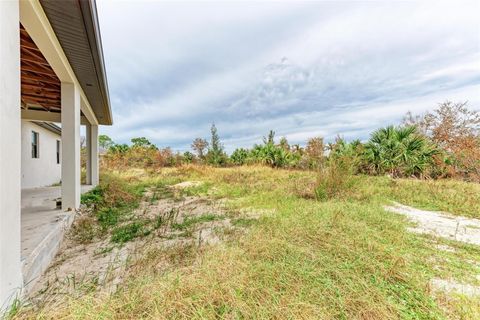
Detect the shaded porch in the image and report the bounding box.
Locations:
[21,185,94,292]
[1,0,111,308]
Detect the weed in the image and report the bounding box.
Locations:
[314,160,358,201]
[153,216,164,229]
[70,216,98,244]
[171,214,221,231]
[16,166,480,319]
[181,182,211,197]
[111,222,149,244]
[81,185,104,208]
[72,172,144,242]
[94,246,115,256]
[231,218,257,228]
[97,207,120,230]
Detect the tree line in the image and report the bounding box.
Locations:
[101,101,480,181]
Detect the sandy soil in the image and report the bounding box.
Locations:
[430,278,480,297]
[28,182,256,304]
[384,202,480,246]
[385,202,480,297]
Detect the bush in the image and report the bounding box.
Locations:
[304,137,325,169]
[231,148,249,165]
[183,151,195,164]
[249,143,294,167]
[362,126,438,178]
[404,101,480,181]
[314,158,357,201]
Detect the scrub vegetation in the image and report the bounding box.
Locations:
[102,101,480,182]
[13,166,480,319]
[11,101,480,319]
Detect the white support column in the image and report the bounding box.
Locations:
[61,83,81,210]
[85,124,92,185]
[90,125,100,186]
[0,0,24,309]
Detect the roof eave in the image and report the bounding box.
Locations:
[80,0,112,125]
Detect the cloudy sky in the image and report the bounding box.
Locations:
[96,0,480,152]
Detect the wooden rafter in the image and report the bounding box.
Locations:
[20,24,61,112]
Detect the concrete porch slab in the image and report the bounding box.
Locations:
[21,185,94,293]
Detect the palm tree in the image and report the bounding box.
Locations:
[364,125,437,177]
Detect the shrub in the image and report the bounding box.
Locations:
[304,136,325,169]
[363,125,438,178]
[249,143,292,167]
[404,101,480,181]
[314,157,357,201]
[183,151,195,164]
[231,148,249,165]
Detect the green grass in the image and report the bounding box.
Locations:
[387,178,480,218]
[231,217,257,228]
[75,171,174,244]
[171,214,222,231]
[111,222,150,244]
[16,166,480,319]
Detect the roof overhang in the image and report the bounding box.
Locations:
[20,0,112,126]
[32,121,61,136]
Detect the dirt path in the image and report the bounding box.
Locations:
[385,202,480,298]
[384,202,480,246]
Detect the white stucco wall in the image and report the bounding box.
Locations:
[1,0,23,309]
[21,120,61,189]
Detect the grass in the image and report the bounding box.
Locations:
[387,178,480,218]
[171,214,222,231]
[111,222,150,244]
[74,171,182,244]
[73,173,145,244]
[14,165,480,319]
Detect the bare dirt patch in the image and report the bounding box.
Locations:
[384,202,480,246]
[27,184,260,306]
[430,278,480,297]
[172,181,203,189]
[385,202,480,302]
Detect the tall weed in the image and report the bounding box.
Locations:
[314,158,357,201]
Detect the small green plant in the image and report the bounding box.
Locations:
[111,222,149,244]
[97,207,120,230]
[80,186,104,208]
[154,216,164,229]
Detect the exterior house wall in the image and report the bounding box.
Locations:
[21,120,61,188]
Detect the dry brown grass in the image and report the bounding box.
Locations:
[11,166,480,319]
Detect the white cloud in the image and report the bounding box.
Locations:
[97,1,480,152]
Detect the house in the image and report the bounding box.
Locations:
[0,0,112,309]
[21,121,62,188]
